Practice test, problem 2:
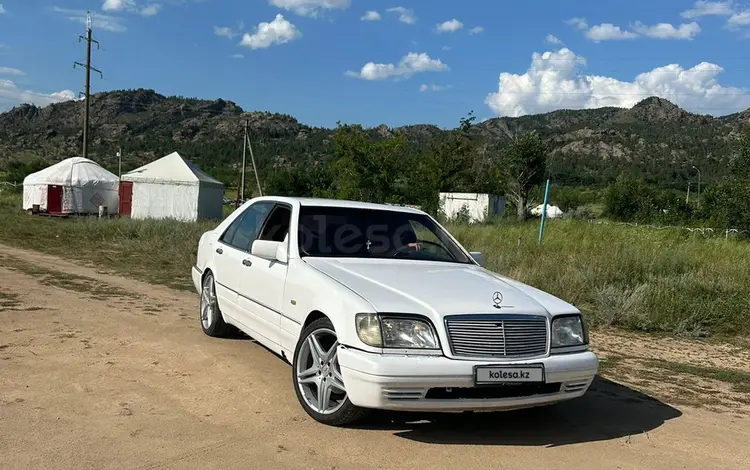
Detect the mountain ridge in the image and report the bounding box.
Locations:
[1,88,748,187]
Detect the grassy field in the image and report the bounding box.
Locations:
[0,192,748,338]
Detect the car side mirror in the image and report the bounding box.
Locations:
[470,251,485,267]
[251,240,287,263]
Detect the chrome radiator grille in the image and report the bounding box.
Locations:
[444,315,548,358]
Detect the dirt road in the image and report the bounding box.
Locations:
[1,243,748,470]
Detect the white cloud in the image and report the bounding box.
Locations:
[585,23,639,41]
[102,0,160,17]
[361,11,380,21]
[681,1,735,18]
[436,19,463,33]
[0,4,6,14]
[484,47,750,118]
[419,83,451,92]
[269,0,350,18]
[102,0,134,12]
[239,14,301,49]
[386,6,416,24]
[565,17,588,30]
[55,7,127,32]
[215,26,238,38]
[231,53,244,59]
[632,21,701,40]
[140,4,161,17]
[442,45,452,51]
[728,10,750,26]
[545,34,563,45]
[0,79,76,110]
[468,26,484,35]
[346,52,448,81]
[0,67,24,76]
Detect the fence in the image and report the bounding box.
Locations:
[590,219,748,238]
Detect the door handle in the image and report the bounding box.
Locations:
[242,258,252,267]
[216,247,223,254]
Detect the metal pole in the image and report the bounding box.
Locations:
[83,23,92,159]
[686,181,690,205]
[538,178,550,246]
[73,12,101,161]
[117,147,122,179]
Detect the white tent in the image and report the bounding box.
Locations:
[120,151,224,222]
[22,157,119,214]
[531,204,564,218]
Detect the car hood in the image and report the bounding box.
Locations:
[303,258,578,318]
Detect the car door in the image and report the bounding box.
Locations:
[235,203,292,350]
[214,201,274,323]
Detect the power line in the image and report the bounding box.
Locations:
[73,11,103,161]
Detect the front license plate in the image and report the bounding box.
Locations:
[474,364,545,384]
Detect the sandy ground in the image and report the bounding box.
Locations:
[0,243,748,470]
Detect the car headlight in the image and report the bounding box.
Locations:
[355,313,439,349]
[551,315,587,349]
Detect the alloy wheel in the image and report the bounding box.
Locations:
[295,328,347,415]
[200,274,216,330]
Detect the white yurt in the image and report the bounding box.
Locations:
[120,151,224,222]
[531,204,564,218]
[22,157,119,214]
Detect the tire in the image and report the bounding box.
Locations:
[199,271,229,338]
[292,317,369,426]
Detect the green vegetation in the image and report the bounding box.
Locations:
[1,90,749,341]
[448,221,750,337]
[1,192,748,338]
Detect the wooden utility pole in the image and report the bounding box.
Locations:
[241,120,247,201]
[74,12,102,160]
[246,132,263,197]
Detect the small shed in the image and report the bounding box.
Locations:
[22,157,119,215]
[120,152,224,222]
[439,192,506,223]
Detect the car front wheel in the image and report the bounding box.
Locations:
[292,317,369,426]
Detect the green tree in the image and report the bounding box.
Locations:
[701,130,750,230]
[412,112,479,214]
[491,132,547,221]
[323,123,406,203]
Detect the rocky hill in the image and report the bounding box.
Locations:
[1,88,748,187]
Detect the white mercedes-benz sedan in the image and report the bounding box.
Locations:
[192,196,598,426]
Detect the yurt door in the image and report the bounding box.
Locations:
[47,185,62,213]
[119,181,133,217]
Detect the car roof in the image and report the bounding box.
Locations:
[253,196,426,215]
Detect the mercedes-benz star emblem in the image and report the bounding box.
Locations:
[492,291,503,309]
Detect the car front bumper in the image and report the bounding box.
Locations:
[337,347,598,412]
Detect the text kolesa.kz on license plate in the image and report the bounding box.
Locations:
[475,365,544,383]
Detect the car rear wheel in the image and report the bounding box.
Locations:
[199,272,229,337]
[292,317,369,426]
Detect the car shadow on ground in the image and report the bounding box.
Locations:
[352,376,682,447]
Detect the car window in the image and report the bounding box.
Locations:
[408,220,454,261]
[258,205,291,243]
[297,206,471,264]
[220,202,274,251]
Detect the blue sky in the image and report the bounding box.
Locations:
[1,1,750,128]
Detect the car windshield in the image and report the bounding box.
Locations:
[297,205,472,264]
